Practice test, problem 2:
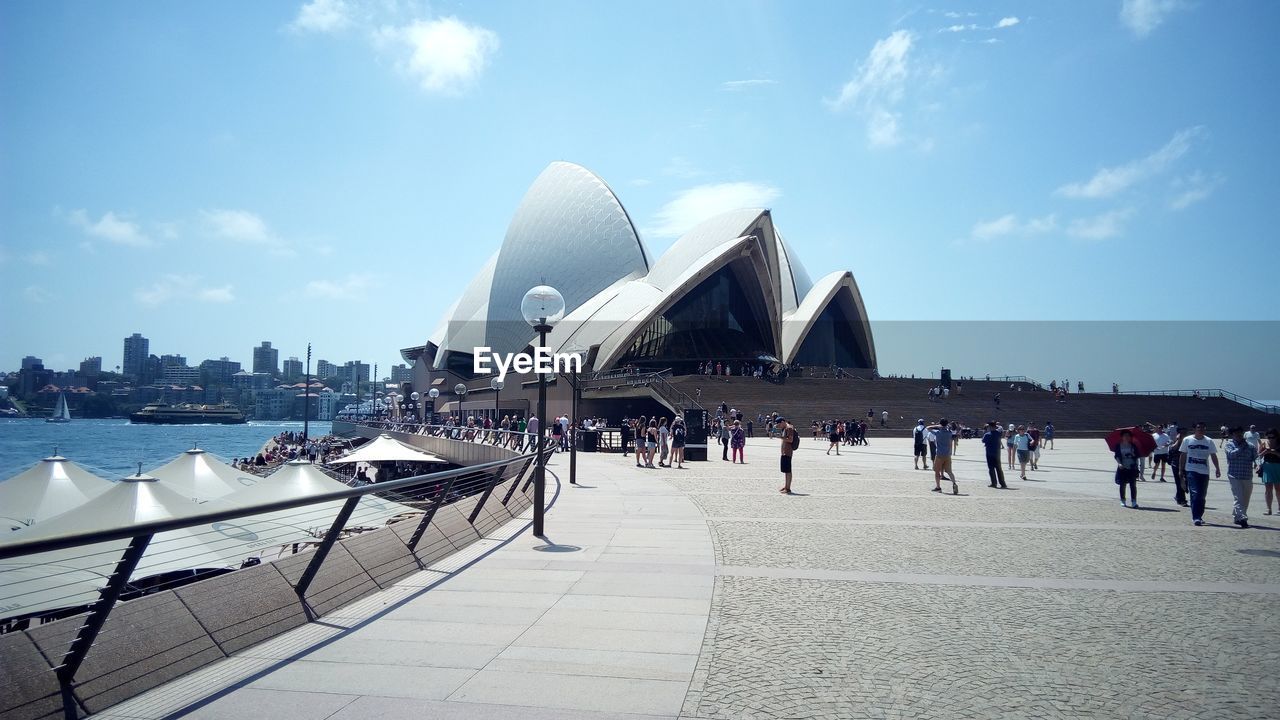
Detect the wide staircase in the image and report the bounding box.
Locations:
[668,375,1277,436]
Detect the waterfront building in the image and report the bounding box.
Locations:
[316,359,339,380]
[283,356,303,382]
[342,361,370,388]
[79,356,102,377]
[21,355,43,370]
[390,364,413,383]
[160,365,199,385]
[122,333,149,380]
[199,357,242,386]
[252,341,279,377]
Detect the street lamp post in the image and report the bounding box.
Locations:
[303,343,312,444]
[454,382,468,436]
[490,377,504,442]
[410,391,420,426]
[521,284,565,538]
[428,387,439,425]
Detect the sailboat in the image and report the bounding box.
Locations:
[46,392,71,423]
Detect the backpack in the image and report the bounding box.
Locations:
[913,427,924,443]
[789,427,800,450]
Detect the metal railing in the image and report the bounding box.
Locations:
[1114,388,1279,414]
[579,368,703,412]
[0,447,544,710]
[356,421,559,450]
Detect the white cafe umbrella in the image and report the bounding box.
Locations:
[235,460,420,537]
[329,434,446,466]
[0,455,112,531]
[147,448,264,502]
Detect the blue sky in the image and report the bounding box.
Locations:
[2,1,1277,397]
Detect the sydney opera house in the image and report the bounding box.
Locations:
[403,161,876,418]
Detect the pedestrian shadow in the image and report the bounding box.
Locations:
[1238,548,1280,557]
[783,492,811,497]
[1133,506,1179,513]
[571,484,597,488]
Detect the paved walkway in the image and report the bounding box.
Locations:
[99,438,1279,719]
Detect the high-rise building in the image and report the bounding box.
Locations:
[199,357,242,385]
[160,354,187,370]
[342,361,370,390]
[79,357,102,376]
[283,356,303,382]
[123,333,149,380]
[143,354,163,385]
[21,356,43,370]
[252,342,279,377]
[389,364,413,383]
[316,359,338,379]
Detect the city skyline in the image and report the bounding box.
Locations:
[2,2,1277,397]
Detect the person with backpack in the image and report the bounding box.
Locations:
[913,419,929,470]
[779,416,797,494]
[826,419,841,455]
[670,416,687,469]
[731,420,746,463]
[927,419,959,495]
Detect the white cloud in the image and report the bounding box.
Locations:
[969,213,1057,241]
[135,274,236,306]
[943,11,978,19]
[69,209,153,247]
[827,30,916,149]
[1056,126,1202,199]
[995,17,1021,29]
[1067,209,1132,240]
[1169,171,1225,210]
[940,24,979,33]
[26,251,50,266]
[305,273,373,300]
[720,79,778,91]
[201,209,294,255]
[1120,0,1185,37]
[289,0,351,34]
[23,286,50,304]
[376,17,499,94]
[198,285,236,303]
[647,182,781,239]
[867,109,902,148]
[662,156,705,179]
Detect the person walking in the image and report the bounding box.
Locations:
[658,417,671,467]
[1224,426,1257,528]
[1013,425,1032,480]
[927,419,959,495]
[671,417,686,469]
[913,418,929,470]
[881,410,889,428]
[1261,430,1280,515]
[634,415,647,467]
[982,421,1008,489]
[1179,422,1221,526]
[718,417,731,461]
[644,419,659,468]
[779,416,797,494]
[1044,421,1055,450]
[731,420,746,463]
[1151,425,1171,481]
[1006,423,1017,470]
[1113,429,1141,508]
[826,419,841,455]
[1167,424,1187,505]
[1027,424,1041,471]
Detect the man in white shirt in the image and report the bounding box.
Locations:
[1243,425,1261,451]
[1151,427,1171,481]
[1179,422,1221,526]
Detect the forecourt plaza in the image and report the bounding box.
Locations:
[101,435,1278,720]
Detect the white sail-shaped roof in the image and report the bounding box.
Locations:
[0,455,112,531]
[329,434,445,465]
[148,448,261,502]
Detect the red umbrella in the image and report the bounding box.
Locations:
[1105,427,1155,457]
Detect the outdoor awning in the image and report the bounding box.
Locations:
[329,433,446,465]
[147,448,262,501]
[0,459,420,619]
[0,455,113,532]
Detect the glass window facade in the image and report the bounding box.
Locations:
[793,300,870,368]
[618,264,773,369]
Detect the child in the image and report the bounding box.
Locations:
[731,420,746,463]
[1114,430,1141,508]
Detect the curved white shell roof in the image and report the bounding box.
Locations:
[421,161,875,374]
[483,162,650,356]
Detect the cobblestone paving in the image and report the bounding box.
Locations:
[677,439,1280,719]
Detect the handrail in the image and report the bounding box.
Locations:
[0,453,533,561]
[1114,388,1279,414]
[578,369,703,411]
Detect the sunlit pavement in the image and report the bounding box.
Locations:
[99,438,1278,720]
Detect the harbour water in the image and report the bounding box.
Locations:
[0,418,332,479]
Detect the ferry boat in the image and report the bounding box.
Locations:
[129,403,247,425]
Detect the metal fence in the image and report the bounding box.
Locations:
[1114,388,1279,414]
[0,446,545,711]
